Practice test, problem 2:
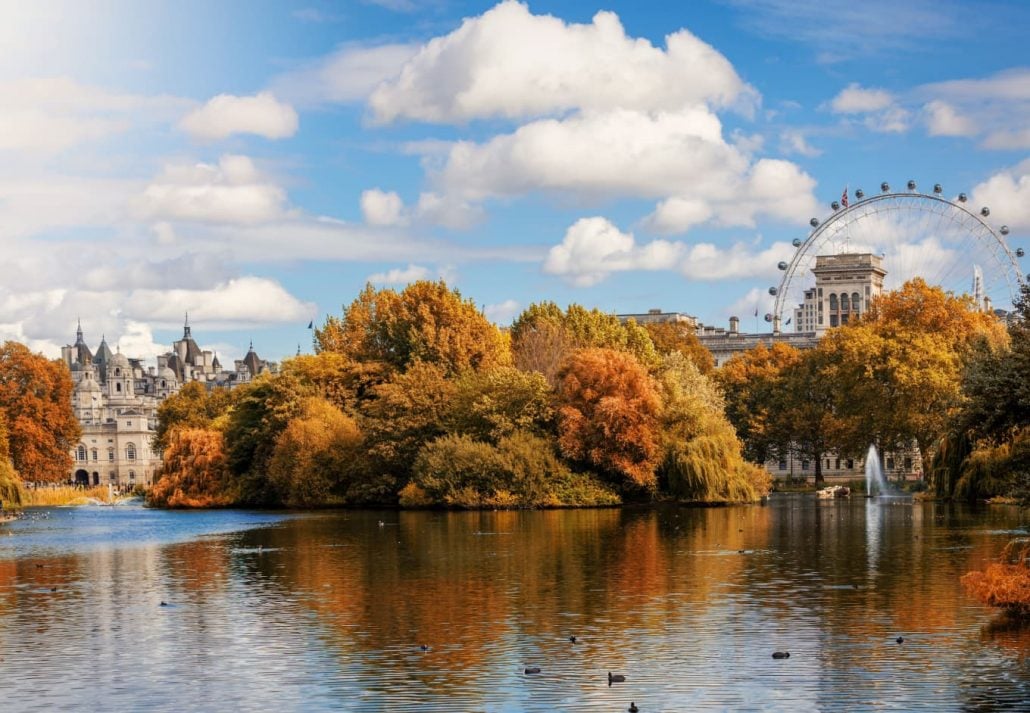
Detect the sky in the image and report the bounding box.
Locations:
[1,0,1029,365]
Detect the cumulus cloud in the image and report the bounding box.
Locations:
[178,91,298,140]
[971,159,1030,229]
[360,188,407,226]
[543,216,796,286]
[369,0,754,123]
[125,277,315,328]
[367,264,430,284]
[136,155,288,224]
[778,129,822,157]
[830,84,896,114]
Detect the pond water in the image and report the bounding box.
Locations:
[0,497,1027,712]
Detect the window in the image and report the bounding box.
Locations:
[841,293,850,311]
[887,457,895,470]
[829,294,838,310]
[841,314,849,325]
[830,315,839,327]
[904,456,913,470]
[129,470,136,480]
[847,459,854,469]
[91,448,98,462]
[126,443,137,461]
[115,368,120,376]
[835,458,841,470]
[77,445,86,461]
[778,459,787,470]
[108,448,114,462]
[852,292,861,311]
[161,380,166,388]
[801,460,810,471]
[109,472,116,481]
[127,421,132,427]
[116,383,121,393]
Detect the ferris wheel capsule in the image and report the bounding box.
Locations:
[777,261,788,270]
[881,182,890,193]
[855,188,864,199]
[809,218,819,228]
[764,313,773,323]
[958,193,968,202]
[1017,248,1025,258]
[769,286,778,296]
[907,180,917,191]
[1000,226,1010,236]
[831,201,840,211]
[981,207,990,217]
[933,184,943,194]
[792,238,803,248]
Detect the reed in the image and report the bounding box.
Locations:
[22,485,117,507]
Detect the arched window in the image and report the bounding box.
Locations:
[116,383,122,393]
[841,293,850,311]
[126,443,136,461]
[852,292,861,313]
[161,380,166,388]
[829,294,838,310]
[115,368,120,376]
[77,445,86,461]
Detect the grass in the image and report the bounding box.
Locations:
[22,485,122,507]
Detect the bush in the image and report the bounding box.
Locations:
[963,539,1030,613]
[148,429,235,508]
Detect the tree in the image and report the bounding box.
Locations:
[155,381,233,453]
[555,348,661,489]
[445,367,555,443]
[774,347,840,484]
[0,410,25,508]
[644,321,714,374]
[716,342,800,465]
[0,342,80,482]
[148,428,234,508]
[267,397,362,507]
[280,352,391,414]
[315,281,511,374]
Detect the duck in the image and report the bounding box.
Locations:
[419,644,431,651]
[608,672,626,685]
[160,601,168,607]
[772,651,790,659]
[524,667,541,674]
[896,636,904,644]
[629,704,639,713]
[569,635,577,643]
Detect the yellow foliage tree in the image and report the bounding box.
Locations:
[267,397,362,507]
[962,539,1030,613]
[0,410,25,508]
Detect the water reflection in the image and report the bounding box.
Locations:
[0,498,1027,711]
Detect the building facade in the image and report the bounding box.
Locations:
[62,319,278,488]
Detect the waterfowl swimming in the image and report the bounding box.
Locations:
[896,636,904,644]
[629,704,639,713]
[608,672,626,684]
[772,651,790,659]
[419,644,431,651]
[525,667,541,674]
[569,635,577,643]
[160,601,168,607]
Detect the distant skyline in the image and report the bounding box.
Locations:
[2,0,1029,364]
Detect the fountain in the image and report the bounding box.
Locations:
[865,444,889,496]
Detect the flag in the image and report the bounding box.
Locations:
[307,320,313,329]
[841,186,849,209]
[754,307,758,317]
[786,317,792,326]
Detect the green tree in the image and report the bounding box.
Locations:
[0,342,80,482]
[445,367,555,443]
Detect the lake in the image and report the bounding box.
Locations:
[0,497,1027,711]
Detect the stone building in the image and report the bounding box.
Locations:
[62,319,278,488]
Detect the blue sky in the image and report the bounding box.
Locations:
[1,0,1028,364]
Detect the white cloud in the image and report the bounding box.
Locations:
[923,100,976,137]
[543,216,797,286]
[360,188,408,226]
[136,155,288,224]
[126,277,315,328]
[484,299,521,325]
[723,287,771,321]
[971,159,1030,230]
[414,191,483,229]
[779,129,822,157]
[269,43,419,107]
[369,0,754,123]
[830,84,896,114]
[178,92,298,140]
[367,264,430,284]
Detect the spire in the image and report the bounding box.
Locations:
[76,317,83,343]
[184,311,192,339]
[248,339,254,352]
[296,343,301,356]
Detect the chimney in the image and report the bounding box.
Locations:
[729,316,739,334]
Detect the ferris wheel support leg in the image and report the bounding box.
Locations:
[773,316,781,336]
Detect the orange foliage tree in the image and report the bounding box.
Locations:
[149,428,234,508]
[0,341,80,482]
[315,281,511,375]
[555,348,662,489]
[962,539,1030,613]
[644,321,714,374]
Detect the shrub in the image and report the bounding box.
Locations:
[148,429,234,508]
[963,539,1030,613]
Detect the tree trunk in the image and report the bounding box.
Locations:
[814,448,824,485]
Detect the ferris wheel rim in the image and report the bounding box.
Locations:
[771,189,1025,326]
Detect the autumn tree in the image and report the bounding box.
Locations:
[280,352,391,414]
[267,397,362,507]
[445,367,555,443]
[774,347,841,484]
[0,342,80,482]
[555,348,661,489]
[511,302,659,382]
[315,281,511,374]
[148,428,234,508]
[716,342,800,465]
[155,381,233,453]
[0,410,25,508]
[644,321,714,374]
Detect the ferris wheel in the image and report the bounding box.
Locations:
[769,181,1026,331]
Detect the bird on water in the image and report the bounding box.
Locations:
[629,704,639,713]
[608,672,626,685]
